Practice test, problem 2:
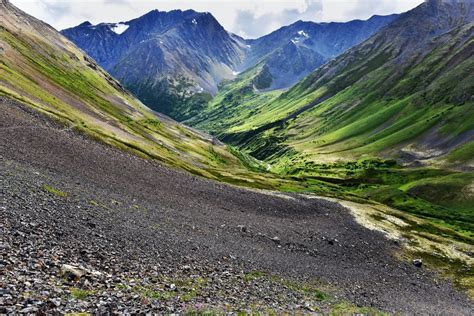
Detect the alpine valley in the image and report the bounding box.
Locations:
[1,0,474,313]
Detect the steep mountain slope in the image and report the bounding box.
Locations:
[62,13,396,120]
[190,0,474,235]
[62,10,248,121]
[241,15,398,90]
[0,0,268,185]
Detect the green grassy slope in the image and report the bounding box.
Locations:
[187,2,474,237]
[193,23,473,167]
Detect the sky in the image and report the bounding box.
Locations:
[10,0,424,38]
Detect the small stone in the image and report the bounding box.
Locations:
[237,225,247,233]
[48,298,61,307]
[19,306,38,313]
[413,259,423,267]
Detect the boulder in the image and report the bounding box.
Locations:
[60,264,87,281]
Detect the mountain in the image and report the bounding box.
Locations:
[241,14,398,90]
[0,0,267,184]
[62,12,396,120]
[62,10,248,121]
[189,0,474,234]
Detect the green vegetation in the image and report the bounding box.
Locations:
[239,271,390,313]
[243,271,267,282]
[126,76,213,122]
[126,277,208,302]
[329,302,387,315]
[43,184,68,197]
[70,288,95,300]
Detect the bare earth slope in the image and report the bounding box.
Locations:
[1,98,472,313]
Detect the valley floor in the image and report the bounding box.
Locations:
[0,98,472,313]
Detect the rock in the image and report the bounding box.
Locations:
[237,225,247,233]
[60,264,87,281]
[413,259,423,267]
[19,306,38,313]
[50,298,61,307]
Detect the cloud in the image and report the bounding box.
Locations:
[234,0,323,38]
[38,0,71,18]
[318,0,424,22]
[344,0,405,20]
[10,0,423,36]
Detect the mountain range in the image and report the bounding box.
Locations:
[1,0,474,312]
[62,11,397,120]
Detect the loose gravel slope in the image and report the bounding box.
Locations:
[1,97,472,314]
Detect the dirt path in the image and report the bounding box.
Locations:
[1,97,472,313]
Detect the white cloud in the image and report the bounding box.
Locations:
[318,0,424,22]
[10,0,424,37]
[234,0,324,38]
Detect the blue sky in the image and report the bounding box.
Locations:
[11,0,424,38]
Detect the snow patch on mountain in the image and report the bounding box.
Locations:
[291,30,309,45]
[297,30,309,38]
[111,23,129,35]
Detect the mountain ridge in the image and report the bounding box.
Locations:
[200,0,474,159]
[62,10,397,120]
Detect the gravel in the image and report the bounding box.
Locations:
[0,97,472,313]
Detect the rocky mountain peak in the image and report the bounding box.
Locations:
[78,21,92,27]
